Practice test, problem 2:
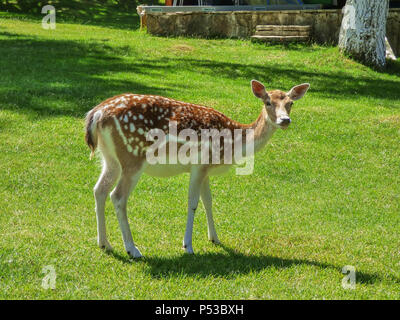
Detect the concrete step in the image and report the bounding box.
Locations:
[252,25,311,42]
[251,35,310,43]
[256,25,311,32]
[255,30,310,37]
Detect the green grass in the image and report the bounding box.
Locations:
[0,11,400,300]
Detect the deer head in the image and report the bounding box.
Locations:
[251,80,310,129]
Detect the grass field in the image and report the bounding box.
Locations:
[0,10,399,299]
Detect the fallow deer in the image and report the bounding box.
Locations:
[85,80,310,258]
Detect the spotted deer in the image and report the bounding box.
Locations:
[85,80,310,258]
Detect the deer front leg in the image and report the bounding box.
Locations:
[201,177,220,244]
[183,167,207,254]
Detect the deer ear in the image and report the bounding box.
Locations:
[287,83,310,101]
[251,80,267,99]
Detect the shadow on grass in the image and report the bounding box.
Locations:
[170,58,400,104]
[0,30,399,121]
[0,31,181,118]
[107,244,399,285]
[0,1,141,31]
[382,58,400,76]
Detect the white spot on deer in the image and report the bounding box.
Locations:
[124,115,129,123]
[127,145,133,153]
[139,114,144,120]
[130,123,136,133]
[138,128,144,135]
[141,104,147,109]
[133,115,137,120]
[113,116,128,145]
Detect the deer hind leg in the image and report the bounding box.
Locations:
[201,177,220,244]
[110,163,144,258]
[94,151,121,251]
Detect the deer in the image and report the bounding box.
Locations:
[85,80,310,258]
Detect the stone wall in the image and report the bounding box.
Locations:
[147,9,400,56]
[387,9,400,57]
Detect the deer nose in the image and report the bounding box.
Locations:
[279,117,291,125]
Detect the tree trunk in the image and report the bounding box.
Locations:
[339,0,390,68]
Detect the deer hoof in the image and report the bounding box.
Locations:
[126,244,143,259]
[182,244,194,254]
[98,240,113,251]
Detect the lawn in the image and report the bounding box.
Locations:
[0,9,399,300]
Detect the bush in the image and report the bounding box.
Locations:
[0,0,140,14]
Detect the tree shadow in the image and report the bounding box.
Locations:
[1,30,399,122]
[0,0,142,31]
[106,244,399,285]
[0,32,182,119]
[163,58,400,104]
[381,59,400,76]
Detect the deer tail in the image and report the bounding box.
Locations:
[85,109,102,160]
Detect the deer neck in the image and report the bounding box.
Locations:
[243,107,277,154]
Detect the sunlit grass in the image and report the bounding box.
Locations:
[0,12,399,299]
